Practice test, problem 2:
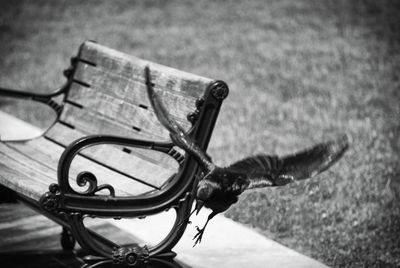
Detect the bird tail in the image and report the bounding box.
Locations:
[144,66,216,172]
[281,134,349,181]
[144,66,185,136]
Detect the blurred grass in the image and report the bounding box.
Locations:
[0,0,399,266]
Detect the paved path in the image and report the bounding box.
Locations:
[110,207,329,268]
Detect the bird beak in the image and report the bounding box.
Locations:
[195,200,204,215]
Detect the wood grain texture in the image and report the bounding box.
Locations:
[70,64,195,129]
[20,138,171,191]
[45,123,179,171]
[0,136,178,200]
[63,41,213,140]
[60,102,170,140]
[0,144,55,200]
[79,41,212,98]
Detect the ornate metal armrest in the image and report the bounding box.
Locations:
[40,134,197,267]
[45,134,183,213]
[56,134,177,198]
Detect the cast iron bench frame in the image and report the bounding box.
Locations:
[0,41,229,268]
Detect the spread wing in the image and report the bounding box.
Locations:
[144,66,215,172]
[229,135,349,189]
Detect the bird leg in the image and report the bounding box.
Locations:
[193,211,217,247]
[177,198,206,228]
[177,205,197,227]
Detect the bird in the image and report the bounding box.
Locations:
[144,66,349,246]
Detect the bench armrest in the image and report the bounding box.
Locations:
[41,134,196,259]
[0,86,67,99]
[0,86,67,115]
[57,134,178,195]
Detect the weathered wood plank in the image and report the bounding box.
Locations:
[1,142,134,200]
[12,138,171,193]
[45,123,179,171]
[49,115,158,142]
[67,75,193,130]
[65,85,177,139]
[78,144,177,188]
[68,41,214,141]
[0,145,55,200]
[79,41,212,100]
[17,137,176,189]
[1,137,175,200]
[60,103,170,141]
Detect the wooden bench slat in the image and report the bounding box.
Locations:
[1,138,178,200]
[79,41,212,99]
[1,140,146,198]
[71,64,196,130]
[66,41,214,142]
[11,138,176,191]
[0,143,58,200]
[0,161,49,201]
[45,123,179,171]
[65,86,174,139]
[60,103,168,141]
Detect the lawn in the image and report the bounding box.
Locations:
[0,0,399,267]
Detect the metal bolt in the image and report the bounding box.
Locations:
[126,253,137,265]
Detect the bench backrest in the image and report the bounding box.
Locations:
[43,41,220,191]
[47,41,213,143]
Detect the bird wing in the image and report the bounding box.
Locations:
[144,66,215,172]
[228,135,349,189]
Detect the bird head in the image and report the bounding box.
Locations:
[196,179,217,207]
[194,169,243,214]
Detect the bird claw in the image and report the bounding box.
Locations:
[192,226,204,247]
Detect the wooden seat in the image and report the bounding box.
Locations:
[0,135,166,201]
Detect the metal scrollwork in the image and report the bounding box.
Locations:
[210,80,229,100]
[76,171,115,197]
[40,183,61,213]
[63,56,78,78]
[187,111,199,124]
[187,97,204,125]
[112,245,149,267]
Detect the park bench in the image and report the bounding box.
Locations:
[0,41,229,268]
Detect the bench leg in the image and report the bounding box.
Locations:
[61,227,76,251]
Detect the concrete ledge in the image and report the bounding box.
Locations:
[110,208,328,268]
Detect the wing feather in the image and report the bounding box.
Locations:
[229,135,349,189]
